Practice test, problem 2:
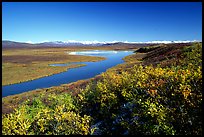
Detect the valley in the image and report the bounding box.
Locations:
[2,42,202,135]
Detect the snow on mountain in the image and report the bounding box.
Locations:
[124,40,199,44]
[38,40,200,46]
[39,40,106,46]
[2,40,200,48]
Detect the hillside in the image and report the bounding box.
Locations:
[2,41,36,48]
[2,42,202,135]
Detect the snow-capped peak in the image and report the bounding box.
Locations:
[37,40,200,45]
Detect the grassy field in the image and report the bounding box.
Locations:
[2,47,107,86]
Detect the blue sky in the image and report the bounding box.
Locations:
[2,2,202,43]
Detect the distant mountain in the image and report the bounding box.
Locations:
[2,40,200,49]
[2,40,106,48]
[37,40,199,46]
[2,40,35,48]
[102,42,156,47]
[37,41,105,46]
[2,40,156,48]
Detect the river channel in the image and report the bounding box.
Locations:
[2,50,133,97]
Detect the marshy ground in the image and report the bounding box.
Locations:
[2,46,139,86]
[2,47,106,86]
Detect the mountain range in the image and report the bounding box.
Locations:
[2,40,200,48]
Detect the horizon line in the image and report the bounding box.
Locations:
[3,39,202,44]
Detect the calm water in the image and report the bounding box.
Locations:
[2,50,133,97]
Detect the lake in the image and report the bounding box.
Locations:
[2,50,133,97]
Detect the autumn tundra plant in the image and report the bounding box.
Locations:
[2,93,91,135]
[76,43,202,135]
[2,43,202,135]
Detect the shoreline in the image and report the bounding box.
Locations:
[2,63,87,86]
[2,53,106,86]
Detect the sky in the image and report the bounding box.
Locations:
[2,2,202,43]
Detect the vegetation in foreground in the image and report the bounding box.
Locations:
[2,43,202,135]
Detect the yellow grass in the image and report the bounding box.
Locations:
[2,47,105,86]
